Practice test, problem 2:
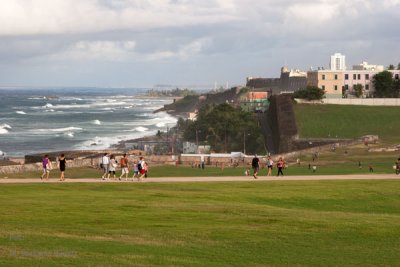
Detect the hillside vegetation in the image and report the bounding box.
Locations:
[157,87,246,114]
[294,104,400,143]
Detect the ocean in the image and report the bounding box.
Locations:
[0,88,177,157]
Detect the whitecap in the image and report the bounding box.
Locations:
[43,103,53,108]
[0,124,11,134]
[64,132,74,138]
[156,122,166,127]
[92,120,102,125]
[135,127,148,132]
[33,127,83,133]
[16,111,26,115]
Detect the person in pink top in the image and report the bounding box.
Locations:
[276,157,285,176]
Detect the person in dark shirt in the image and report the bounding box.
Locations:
[58,154,66,181]
[251,155,260,179]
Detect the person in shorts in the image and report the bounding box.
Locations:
[40,154,52,180]
[108,155,117,180]
[119,153,129,181]
[132,160,139,180]
[266,156,273,176]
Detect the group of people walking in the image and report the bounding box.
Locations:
[40,153,148,182]
[100,153,148,181]
[251,155,286,179]
[40,154,66,181]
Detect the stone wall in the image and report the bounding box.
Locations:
[295,98,400,106]
[0,154,179,175]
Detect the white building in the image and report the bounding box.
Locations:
[352,61,384,72]
[330,53,346,71]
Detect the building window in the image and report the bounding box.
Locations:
[334,74,338,80]
[322,74,326,80]
[365,74,369,80]
[366,84,369,90]
[357,74,361,80]
[344,84,349,90]
[353,74,356,80]
[334,85,338,91]
[322,85,325,90]
[345,74,349,80]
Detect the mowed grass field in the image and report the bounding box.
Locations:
[0,181,399,266]
[294,104,400,143]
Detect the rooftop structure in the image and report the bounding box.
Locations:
[352,61,384,72]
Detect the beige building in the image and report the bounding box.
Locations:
[307,70,344,98]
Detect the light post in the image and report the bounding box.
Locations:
[196,129,201,153]
[243,132,250,155]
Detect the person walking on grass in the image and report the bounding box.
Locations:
[266,156,273,176]
[40,154,52,180]
[119,153,129,181]
[58,154,66,181]
[101,153,110,180]
[277,157,285,176]
[138,157,146,181]
[108,155,117,180]
[251,154,260,179]
[132,160,139,180]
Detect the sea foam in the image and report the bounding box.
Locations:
[0,124,12,134]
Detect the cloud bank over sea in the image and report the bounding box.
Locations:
[0,0,399,87]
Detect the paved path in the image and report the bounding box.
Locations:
[0,174,399,184]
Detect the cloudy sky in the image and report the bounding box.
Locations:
[0,0,399,88]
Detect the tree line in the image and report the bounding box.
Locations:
[177,103,266,154]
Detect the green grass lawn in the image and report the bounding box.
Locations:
[294,104,400,143]
[0,180,399,266]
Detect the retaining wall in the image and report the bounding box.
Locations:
[296,98,400,106]
[0,155,178,175]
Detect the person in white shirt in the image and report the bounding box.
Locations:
[267,156,274,176]
[108,155,117,180]
[101,153,110,180]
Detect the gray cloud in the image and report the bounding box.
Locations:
[0,0,399,87]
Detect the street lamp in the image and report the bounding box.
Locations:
[243,132,250,155]
[196,129,201,153]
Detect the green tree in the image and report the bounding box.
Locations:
[353,84,363,98]
[373,71,395,98]
[293,86,325,100]
[393,79,400,98]
[397,63,400,70]
[183,103,265,154]
[388,64,395,70]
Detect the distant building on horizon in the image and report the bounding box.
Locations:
[330,53,346,71]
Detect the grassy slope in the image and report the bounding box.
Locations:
[293,104,400,143]
[0,181,399,266]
